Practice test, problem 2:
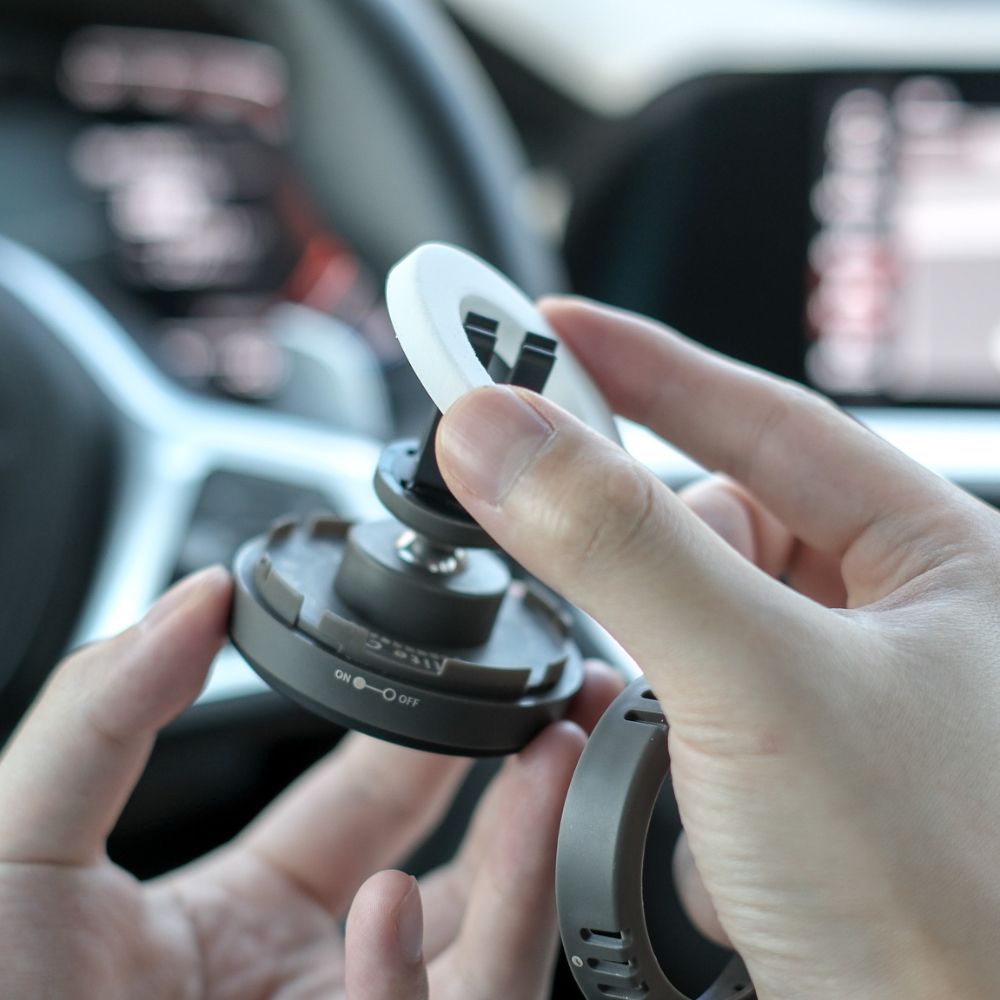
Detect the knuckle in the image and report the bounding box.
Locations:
[546,452,663,576]
[732,378,836,485]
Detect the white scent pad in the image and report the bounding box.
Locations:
[386,243,617,440]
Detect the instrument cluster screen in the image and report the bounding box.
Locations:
[0,23,405,434]
[809,75,1000,403]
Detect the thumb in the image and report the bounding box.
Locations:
[436,386,833,728]
[346,870,429,1000]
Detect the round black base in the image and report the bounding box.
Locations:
[229,518,585,756]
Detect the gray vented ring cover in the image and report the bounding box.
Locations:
[556,678,755,1000]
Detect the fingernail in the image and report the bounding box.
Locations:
[140,565,230,632]
[395,877,423,964]
[438,386,555,506]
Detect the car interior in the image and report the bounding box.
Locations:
[3,0,1000,996]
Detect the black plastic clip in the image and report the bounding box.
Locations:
[410,314,557,505]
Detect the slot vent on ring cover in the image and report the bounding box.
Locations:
[596,984,648,999]
[623,709,666,727]
[588,957,636,977]
[580,928,629,948]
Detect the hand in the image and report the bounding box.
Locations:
[0,565,621,999]
[435,297,1000,1000]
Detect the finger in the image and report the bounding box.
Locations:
[567,659,625,734]
[415,664,620,958]
[346,869,429,1000]
[241,734,470,917]
[678,475,791,572]
[672,830,731,948]
[436,385,832,724]
[428,722,585,1000]
[417,759,510,960]
[418,725,572,959]
[680,475,848,607]
[0,566,231,865]
[540,296,971,601]
[416,750,524,959]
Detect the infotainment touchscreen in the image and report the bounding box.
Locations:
[566,69,1000,409]
[808,76,1000,403]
